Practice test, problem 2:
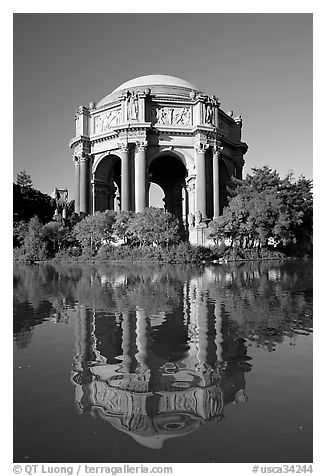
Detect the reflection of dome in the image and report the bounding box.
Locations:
[87,381,224,449]
[73,366,226,448]
[97,74,201,107]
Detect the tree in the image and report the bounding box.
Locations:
[19,216,48,261]
[113,210,135,244]
[127,207,181,247]
[16,170,33,188]
[277,174,313,252]
[208,167,313,254]
[43,221,75,256]
[13,183,56,224]
[73,210,117,253]
[13,220,29,248]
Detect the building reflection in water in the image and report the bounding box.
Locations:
[71,270,252,449]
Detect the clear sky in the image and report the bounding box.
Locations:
[13,13,312,196]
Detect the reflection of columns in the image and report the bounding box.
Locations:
[213,148,221,219]
[78,304,96,363]
[195,146,207,220]
[135,142,147,212]
[185,278,200,369]
[135,308,149,371]
[74,157,80,215]
[121,312,132,373]
[74,304,82,372]
[197,287,208,365]
[120,144,130,211]
[80,154,89,216]
[214,301,223,363]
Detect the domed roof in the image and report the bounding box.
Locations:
[112,75,199,93]
[96,74,200,107]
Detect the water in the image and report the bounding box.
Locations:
[13,261,313,463]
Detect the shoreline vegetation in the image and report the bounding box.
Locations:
[13,167,312,265]
[16,242,291,265]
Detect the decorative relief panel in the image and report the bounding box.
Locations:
[151,107,191,126]
[93,108,121,134]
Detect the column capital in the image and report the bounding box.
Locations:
[195,143,209,154]
[79,153,90,163]
[118,142,129,152]
[212,144,224,157]
[136,140,148,152]
[72,155,80,164]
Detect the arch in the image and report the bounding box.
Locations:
[92,151,122,175]
[93,153,122,212]
[148,152,188,226]
[148,148,192,172]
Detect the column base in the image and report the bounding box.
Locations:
[188,225,214,246]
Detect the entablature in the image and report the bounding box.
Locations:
[69,135,90,149]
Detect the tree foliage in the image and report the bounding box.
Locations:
[73,210,117,252]
[17,216,49,262]
[43,221,75,255]
[127,207,181,247]
[208,167,313,254]
[16,170,33,188]
[14,183,56,224]
[113,210,135,243]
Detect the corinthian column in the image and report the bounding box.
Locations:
[213,147,222,219]
[135,142,147,212]
[120,144,130,211]
[195,145,207,221]
[80,154,89,216]
[73,156,80,215]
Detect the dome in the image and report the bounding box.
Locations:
[112,75,199,93]
[96,74,200,107]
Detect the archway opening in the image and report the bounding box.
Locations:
[93,155,121,212]
[148,154,188,224]
[149,183,165,209]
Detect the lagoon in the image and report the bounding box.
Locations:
[13,260,312,463]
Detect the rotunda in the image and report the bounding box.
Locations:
[69,74,248,244]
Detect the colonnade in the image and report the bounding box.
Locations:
[74,144,223,221]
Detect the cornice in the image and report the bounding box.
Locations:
[150,97,194,105]
[91,135,118,145]
[221,137,249,152]
[69,135,91,149]
[113,122,152,132]
[90,100,122,114]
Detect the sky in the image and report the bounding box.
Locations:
[13,13,312,197]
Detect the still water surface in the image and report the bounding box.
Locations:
[13,261,313,463]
